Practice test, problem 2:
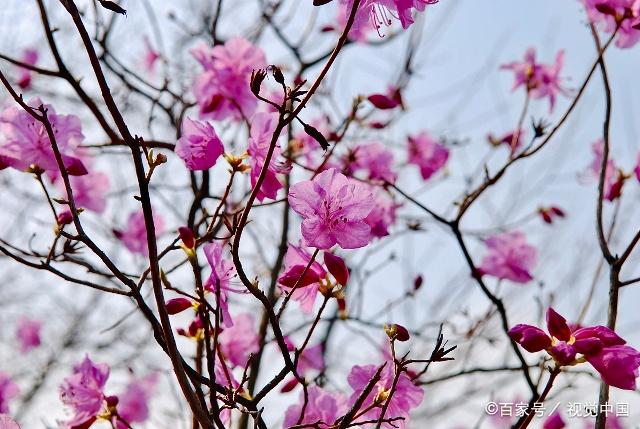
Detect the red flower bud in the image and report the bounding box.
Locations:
[550,206,565,217]
[324,252,349,287]
[57,210,73,226]
[165,297,193,315]
[178,226,195,248]
[278,265,321,288]
[385,323,410,342]
[413,275,423,291]
[280,377,299,393]
[105,395,119,407]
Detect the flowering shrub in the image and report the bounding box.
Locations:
[0,1,640,429]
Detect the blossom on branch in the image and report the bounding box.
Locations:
[59,356,110,429]
[175,117,225,171]
[478,231,537,284]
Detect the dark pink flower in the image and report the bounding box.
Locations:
[340,0,438,32]
[478,231,537,284]
[247,112,291,201]
[175,117,225,171]
[347,142,397,183]
[15,317,41,354]
[543,411,566,429]
[583,0,640,48]
[509,308,640,390]
[0,100,87,175]
[283,386,345,428]
[203,242,240,327]
[347,363,424,429]
[278,243,327,313]
[0,373,19,414]
[191,37,266,121]
[407,132,449,181]
[219,313,259,368]
[501,48,567,112]
[116,209,165,256]
[16,48,38,90]
[324,252,349,287]
[364,187,400,238]
[114,374,157,429]
[59,356,110,429]
[289,168,375,249]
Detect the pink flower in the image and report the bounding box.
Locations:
[16,48,38,90]
[115,209,165,256]
[59,356,110,429]
[289,168,375,249]
[334,3,375,41]
[501,48,567,112]
[347,142,397,183]
[15,317,41,354]
[114,374,157,429]
[340,0,438,32]
[407,132,449,181]
[580,139,625,202]
[364,188,400,238]
[283,386,345,428]
[0,415,21,429]
[175,117,225,171]
[247,112,291,201]
[0,373,19,414]
[219,313,259,368]
[509,308,640,390]
[278,243,327,313]
[191,37,266,121]
[347,363,424,429]
[0,100,87,176]
[203,242,240,327]
[285,338,325,375]
[63,171,110,213]
[478,231,537,284]
[582,0,640,48]
[543,412,566,429]
[141,36,160,76]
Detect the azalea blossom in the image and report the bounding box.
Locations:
[283,386,345,428]
[191,37,266,121]
[289,168,375,249]
[0,100,87,175]
[501,48,567,112]
[63,171,110,213]
[247,112,291,201]
[478,231,537,284]
[114,374,157,429]
[509,308,640,390]
[580,139,626,202]
[364,187,400,238]
[347,142,397,183]
[219,313,259,368]
[278,243,328,313]
[407,132,449,181]
[15,317,42,354]
[0,415,20,429]
[59,356,110,429]
[175,117,225,171]
[16,48,38,89]
[285,337,325,375]
[340,0,438,32]
[203,242,240,327]
[347,363,424,429]
[115,209,165,256]
[0,373,19,414]
[582,0,640,48]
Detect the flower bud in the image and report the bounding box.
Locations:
[57,210,73,226]
[413,275,423,291]
[384,323,410,342]
[178,226,196,249]
[324,252,349,287]
[165,298,193,315]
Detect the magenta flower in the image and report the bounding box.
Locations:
[478,231,537,284]
[289,168,375,249]
[203,242,241,327]
[115,209,165,256]
[278,243,328,313]
[15,317,41,354]
[175,117,225,171]
[501,48,567,112]
[16,48,38,90]
[407,132,449,181]
[543,412,566,429]
[59,356,110,429]
[63,171,110,213]
[348,142,397,183]
[0,100,87,176]
[0,415,20,429]
[0,373,19,414]
[347,363,424,429]
[247,112,291,201]
[114,374,157,429]
[191,37,266,121]
[509,308,640,390]
[285,337,325,375]
[283,386,345,428]
[583,0,640,48]
[340,0,438,32]
[219,313,259,368]
[364,188,400,238]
